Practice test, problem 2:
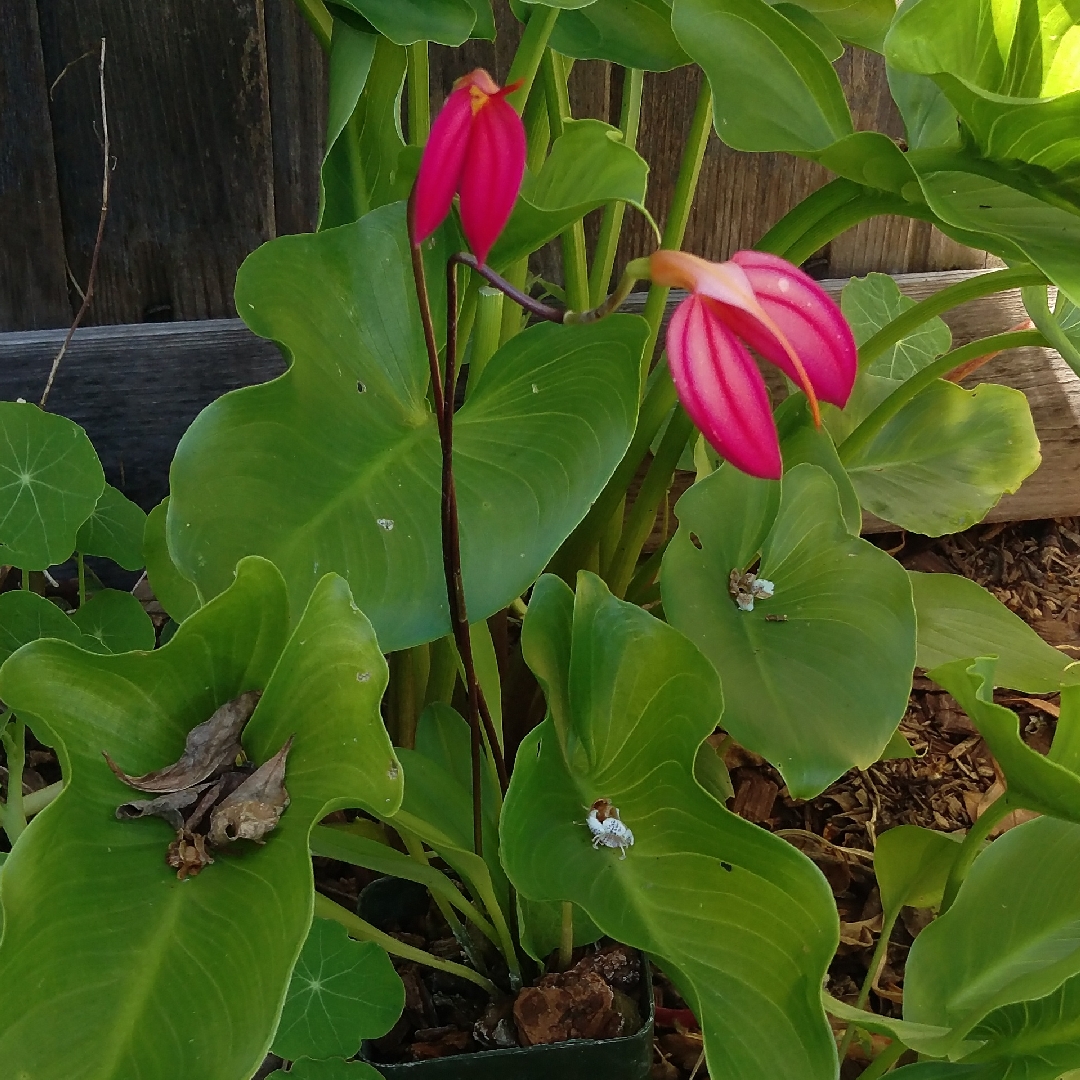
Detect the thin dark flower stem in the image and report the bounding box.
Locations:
[41,39,110,409]
[451,252,564,324]
[408,192,446,426]
[443,261,510,799]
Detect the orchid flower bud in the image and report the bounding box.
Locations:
[411,69,526,267]
[651,250,857,480]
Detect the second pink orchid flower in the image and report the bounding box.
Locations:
[651,250,857,480]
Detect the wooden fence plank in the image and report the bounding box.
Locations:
[0,0,71,331]
[264,0,326,237]
[36,0,277,325]
[0,321,284,511]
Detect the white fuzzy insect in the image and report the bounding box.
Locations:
[585,799,634,859]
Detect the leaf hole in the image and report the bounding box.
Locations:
[720,861,733,872]
[357,381,366,394]
[689,532,703,550]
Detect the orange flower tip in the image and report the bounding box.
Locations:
[453,68,501,96]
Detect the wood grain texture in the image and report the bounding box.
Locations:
[0,271,1075,533]
[264,0,326,236]
[36,0,276,325]
[0,320,284,511]
[0,1,71,331]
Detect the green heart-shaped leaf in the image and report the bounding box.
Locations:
[70,589,156,653]
[673,0,853,152]
[546,0,691,71]
[662,463,915,798]
[0,402,105,570]
[502,572,839,1080]
[905,816,1080,1050]
[330,0,475,45]
[143,498,201,623]
[75,483,147,570]
[927,657,1080,822]
[910,571,1071,692]
[490,119,654,270]
[841,379,1041,536]
[167,203,645,652]
[0,557,402,1080]
[272,917,403,1061]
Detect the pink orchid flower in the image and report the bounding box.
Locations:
[411,69,526,266]
[651,249,857,480]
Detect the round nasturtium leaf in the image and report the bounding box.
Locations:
[0,557,403,1080]
[166,202,645,651]
[69,589,156,654]
[272,918,404,1062]
[662,462,917,798]
[0,589,99,664]
[75,483,147,570]
[0,401,105,570]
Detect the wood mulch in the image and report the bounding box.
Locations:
[655,517,1080,1080]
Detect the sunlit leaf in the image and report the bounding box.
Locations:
[503,572,840,1080]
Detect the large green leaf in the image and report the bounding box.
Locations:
[842,273,952,380]
[905,816,1080,1050]
[69,588,156,653]
[272,917,403,1061]
[0,558,402,1080]
[927,657,1080,822]
[672,0,853,152]
[320,31,407,231]
[330,0,475,45]
[775,0,895,50]
[662,463,915,798]
[547,0,691,70]
[840,379,1041,536]
[886,0,1080,177]
[143,497,200,623]
[489,119,654,271]
[909,571,1071,692]
[167,203,645,652]
[502,572,840,1080]
[75,483,147,570]
[0,401,104,570]
[910,154,1080,306]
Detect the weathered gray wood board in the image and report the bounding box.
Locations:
[2,271,1076,532]
[0,321,284,511]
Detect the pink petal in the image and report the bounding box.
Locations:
[457,95,526,265]
[716,251,857,408]
[412,85,474,244]
[666,295,782,481]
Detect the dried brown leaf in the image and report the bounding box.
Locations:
[208,736,293,846]
[166,829,215,880]
[116,784,210,831]
[104,690,261,793]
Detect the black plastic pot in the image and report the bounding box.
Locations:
[361,963,654,1079]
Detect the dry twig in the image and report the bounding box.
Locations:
[40,38,111,409]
